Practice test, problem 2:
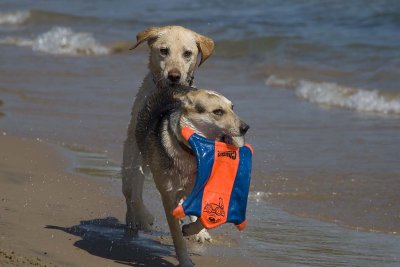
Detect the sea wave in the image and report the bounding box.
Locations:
[296,81,400,114]
[0,9,104,26]
[0,36,33,47]
[266,76,400,115]
[0,11,30,25]
[33,27,109,55]
[265,75,297,89]
[0,26,110,56]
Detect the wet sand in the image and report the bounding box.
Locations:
[0,134,268,267]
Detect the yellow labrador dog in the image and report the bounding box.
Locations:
[122,26,214,240]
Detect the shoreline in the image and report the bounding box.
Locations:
[0,134,269,266]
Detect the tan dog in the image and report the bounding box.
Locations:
[135,86,249,267]
[122,26,214,240]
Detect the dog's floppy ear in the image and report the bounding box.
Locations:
[175,91,196,110]
[130,27,162,50]
[195,33,215,67]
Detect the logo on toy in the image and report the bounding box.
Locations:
[203,197,225,223]
[217,150,237,160]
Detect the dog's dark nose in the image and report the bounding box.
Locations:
[168,69,181,83]
[240,122,250,135]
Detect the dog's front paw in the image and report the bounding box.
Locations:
[183,217,212,243]
[125,224,139,237]
[194,228,212,243]
[125,217,153,237]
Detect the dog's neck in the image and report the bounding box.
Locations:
[167,111,197,156]
[158,111,196,183]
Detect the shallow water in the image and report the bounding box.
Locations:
[65,147,400,267]
[1,0,400,266]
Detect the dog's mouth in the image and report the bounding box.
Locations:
[221,134,233,144]
[220,134,239,145]
[168,81,180,87]
[219,133,245,147]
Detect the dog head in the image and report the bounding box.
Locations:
[130,26,214,87]
[177,89,249,147]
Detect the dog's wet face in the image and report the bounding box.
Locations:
[179,90,249,147]
[149,29,198,87]
[130,26,214,88]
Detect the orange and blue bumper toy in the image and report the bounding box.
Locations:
[173,127,253,231]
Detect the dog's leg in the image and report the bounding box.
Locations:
[122,137,154,235]
[182,218,203,236]
[186,216,212,243]
[161,193,194,267]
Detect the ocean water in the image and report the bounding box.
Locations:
[1,0,400,266]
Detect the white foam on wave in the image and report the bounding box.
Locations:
[265,75,297,89]
[33,27,110,55]
[0,11,30,25]
[266,76,400,115]
[0,26,110,56]
[295,80,400,115]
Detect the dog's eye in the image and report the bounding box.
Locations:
[231,104,234,110]
[183,50,192,58]
[212,109,224,116]
[160,48,169,56]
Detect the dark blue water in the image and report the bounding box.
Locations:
[2,0,399,90]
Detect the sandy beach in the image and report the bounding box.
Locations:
[0,134,268,267]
